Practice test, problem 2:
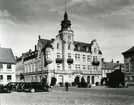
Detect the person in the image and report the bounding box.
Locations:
[65,82,69,91]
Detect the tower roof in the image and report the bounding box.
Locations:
[60,12,71,31]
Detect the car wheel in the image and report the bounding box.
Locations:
[30,88,35,93]
[48,88,52,92]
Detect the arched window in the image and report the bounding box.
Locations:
[92,76,95,84]
[68,44,71,49]
[57,43,59,49]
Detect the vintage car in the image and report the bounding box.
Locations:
[23,82,52,93]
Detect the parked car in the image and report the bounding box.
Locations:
[23,82,52,93]
[0,84,11,93]
[5,82,18,91]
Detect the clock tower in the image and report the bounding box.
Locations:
[59,12,74,71]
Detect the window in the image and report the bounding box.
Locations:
[94,48,97,53]
[7,64,11,69]
[83,55,86,62]
[57,43,60,49]
[75,54,77,61]
[57,53,60,58]
[7,75,11,81]
[78,54,80,61]
[87,65,90,70]
[68,64,71,70]
[83,65,86,70]
[68,53,71,58]
[87,55,90,62]
[93,56,97,61]
[57,65,60,70]
[132,76,134,81]
[75,64,77,70]
[0,75,3,81]
[78,64,80,70]
[68,35,71,40]
[46,51,50,58]
[68,44,71,50]
[0,63,3,69]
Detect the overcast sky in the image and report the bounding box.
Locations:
[0,0,134,63]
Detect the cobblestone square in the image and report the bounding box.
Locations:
[1,86,134,105]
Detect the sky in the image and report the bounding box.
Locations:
[0,0,134,63]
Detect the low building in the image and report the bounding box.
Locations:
[101,59,124,85]
[0,47,16,85]
[122,46,134,86]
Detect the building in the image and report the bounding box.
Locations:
[122,46,134,86]
[0,47,16,85]
[101,59,124,85]
[16,12,102,86]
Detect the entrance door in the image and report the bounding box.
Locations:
[87,76,90,84]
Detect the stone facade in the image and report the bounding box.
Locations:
[16,12,102,86]
[122,46,134,86]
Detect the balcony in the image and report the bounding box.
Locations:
[92,61,100,66]
[46,58,53,64]
[67,58,74,64]
[56,58,63,64]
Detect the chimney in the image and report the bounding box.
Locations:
[101,58,104,62]
[117,61,119,63]
[29,49,32,53]
[39,35,41,40]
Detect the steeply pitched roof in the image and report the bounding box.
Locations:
[122,46,134,55]
[102,62,122,70]
[0,48,16,64]
[74,41,92,53]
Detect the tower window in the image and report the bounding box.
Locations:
[57,43,60,49]
[68,44,71,50]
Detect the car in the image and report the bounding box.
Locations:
[0,84,11,93]
[23,82,52,93]
[5,82,18,91]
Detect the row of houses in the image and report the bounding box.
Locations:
[0,11,133,86]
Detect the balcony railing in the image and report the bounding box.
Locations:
[56,58,63,64]
[67,58,74,64]
[92,61,100,66]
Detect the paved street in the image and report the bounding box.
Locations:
[1,86,134,105]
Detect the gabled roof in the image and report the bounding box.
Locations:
[102,62,123,70]
[122,46,134,55]
[0,48,16,64]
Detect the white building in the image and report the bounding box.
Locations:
[0,47,16,85]
[16,12,102,86]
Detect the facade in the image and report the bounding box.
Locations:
[122,46,134,86]
[16,12,102,86]
[101,59,124,78]
[0,47,16,85]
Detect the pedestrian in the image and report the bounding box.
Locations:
[65,81,69,91]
